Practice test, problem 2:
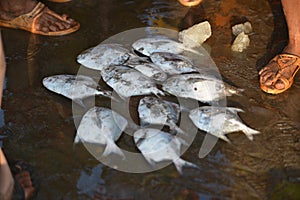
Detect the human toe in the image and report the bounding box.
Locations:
[260,71,275,83]
[274,79,286,90]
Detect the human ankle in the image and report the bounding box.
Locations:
[0,0,36,19]
[284,42,300,56]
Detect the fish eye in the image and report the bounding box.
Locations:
[194,87,197,91]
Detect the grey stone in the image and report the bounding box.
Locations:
[178,21,212,47]
[232,21,253,36]
[231,32,250,52]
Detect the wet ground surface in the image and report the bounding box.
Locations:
[1,0,299,199]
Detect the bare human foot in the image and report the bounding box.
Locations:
[0,0,80,36]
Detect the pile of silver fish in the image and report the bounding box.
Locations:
[42,36,260,174]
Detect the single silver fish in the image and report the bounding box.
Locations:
[162,73,242,104]
[74,107,127,158]
[101,65,164,98]
[150,52,199,75]
[138,97,184,134]
[125,55,167,82]
[134,128,198,174]
[42,74,113,106]
[132,36,201,57]
[189,106,260,142]
[77,43,130,71]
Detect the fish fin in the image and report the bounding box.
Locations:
[95,89,113,98]
[213,133,231,143]
[105,93,121,102]
[225,84,245,96]
[169,122,185,135]
[152,89,165,97]
[173,158,199,175]
[236,88,245,96]
[242,126,260,141]
[73,134,81,144]
[227,107,245,113]
[117,94,127,101]
[73,99,86,108]
[102,140,125,159]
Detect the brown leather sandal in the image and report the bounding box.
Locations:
[178,0,203,7]
[259,53,300,94]
[0,2,80,36]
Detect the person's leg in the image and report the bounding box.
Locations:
[0,148,14,200]
[0,0,36,19]
[259,0,300,94]
[281,0,300,55]
[0,0,80,35]
[0,31,36,200]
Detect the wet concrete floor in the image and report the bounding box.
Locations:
[0,0,299,199]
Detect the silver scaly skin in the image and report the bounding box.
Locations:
[74,107,128,158]
[101,65,164,98]
[150,52,199,75]
[138,97,184,134]
[189,106,260,142]
[77,43,130,71]
[134,128,198,174]
[162,73,243,104]
[42,74,113,106]
[125,54,167,82]
[132,36,202,57]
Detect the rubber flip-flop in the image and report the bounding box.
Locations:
[0,2,80,36]
[259,53,300,94]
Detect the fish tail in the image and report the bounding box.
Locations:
[102,140,125,159]
[209,132,231,143]
[217,134,231,143]
[242,126,260,141]
[73,99,86,108]
[152,88,165,97]
[227,107,244,113]
[73,135,81,144]
[96,90,114,99]
[173,158,199,175]
[225,84,245,96]
[172,124,186,135]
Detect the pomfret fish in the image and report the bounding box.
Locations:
[77,43,130,71]
[138,97,184,134]
[125,55,167,82]
[74,107,127,158]
[150,52,199,75]
[189,106,260,142]
[42,75,113,106]
[162,73,242,104]
[132,36,201,57]
[133,128,198,174]
[101,65,164,98]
